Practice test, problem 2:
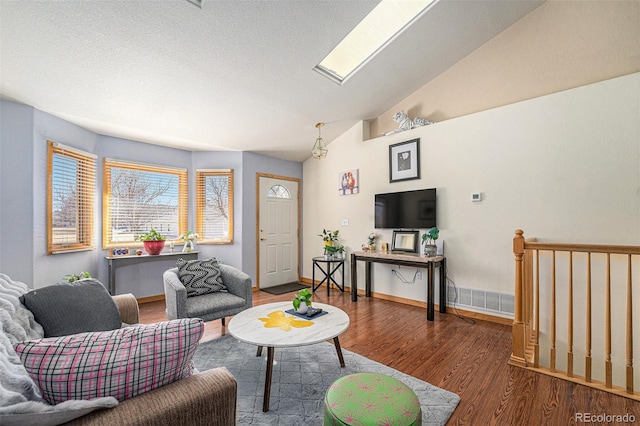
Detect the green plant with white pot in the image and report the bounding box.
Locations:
[292,288,312,314]
[421,227,439,256]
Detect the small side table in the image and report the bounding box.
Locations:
[312,256,345,296]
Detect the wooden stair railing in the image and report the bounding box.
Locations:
[510,229,640,401]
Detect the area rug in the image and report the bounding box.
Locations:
[193,334,460,425]
[260,282,309,295]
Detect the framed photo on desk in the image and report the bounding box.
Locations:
[391,230,419,253]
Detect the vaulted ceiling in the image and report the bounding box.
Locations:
[0,0,543,161]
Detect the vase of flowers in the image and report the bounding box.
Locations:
[367,232,377,252]
[319,229,339,254]
[179,231,199,253]
[135,228,166,255]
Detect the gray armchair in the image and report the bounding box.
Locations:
[163,264,252,326]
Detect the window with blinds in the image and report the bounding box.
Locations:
[103,159,187,248]
[196,169,233,244]
[47,141,96,254]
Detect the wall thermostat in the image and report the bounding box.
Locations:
[471,192,483,202]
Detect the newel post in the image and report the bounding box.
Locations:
[509,229,527,367]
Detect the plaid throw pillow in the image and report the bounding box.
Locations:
[14,319,204,405]
[176,257,227,297]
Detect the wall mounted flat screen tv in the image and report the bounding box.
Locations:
[375,188,436,229]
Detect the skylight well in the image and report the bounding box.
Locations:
[314,0,436,85]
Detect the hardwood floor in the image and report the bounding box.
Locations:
[139,288,640,425]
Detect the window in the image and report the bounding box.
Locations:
[103,159,187,248]
[267,184,291,199]
[47,141,96,254]
[196,169,233,244]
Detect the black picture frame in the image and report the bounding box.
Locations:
[391,230,420,253]
[389,138,420,183]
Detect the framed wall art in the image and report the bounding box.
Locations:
[338,169,359,195]
[389,138,420,183]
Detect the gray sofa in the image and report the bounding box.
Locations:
[163,264,252,325]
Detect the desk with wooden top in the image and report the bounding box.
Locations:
[350,251,446,321]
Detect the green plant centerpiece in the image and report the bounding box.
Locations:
[63,271,91,283]
[292,288,312,314]
[324,244,345,259]
[421,227,439,256]
[135,228,166,255]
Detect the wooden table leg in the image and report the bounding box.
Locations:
[333,337,346,368]
[351,254,358,302]
[263,346,274,412]
[256,346,263,357]
[427,262,435,321]
[439,258,447,313]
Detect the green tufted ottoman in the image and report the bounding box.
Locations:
[324,372,422,425]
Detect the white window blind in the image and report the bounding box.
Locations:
[103,159,187,248]
[196,169,233,244]
[47,141,96,254]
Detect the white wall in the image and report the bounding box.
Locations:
[302,73,640,306]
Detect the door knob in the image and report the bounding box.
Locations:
[260,237,266,241]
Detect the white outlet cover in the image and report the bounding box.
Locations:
[471,192,483,202]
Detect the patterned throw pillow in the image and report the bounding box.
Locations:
[176,257,227,297]
[14,318,204,405]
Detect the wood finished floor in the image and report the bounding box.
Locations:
[139,288,640,425]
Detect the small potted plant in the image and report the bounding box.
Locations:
[421,227,439,257]
[292,288,312,314]
[135,228,166,255]
[367,232,377,252]
[63,271,91,283]
[325,244,345,259]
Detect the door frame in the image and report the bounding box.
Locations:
[256,173,302,290]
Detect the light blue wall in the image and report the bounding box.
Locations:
[0,101,34,282]
[0,100,303,296]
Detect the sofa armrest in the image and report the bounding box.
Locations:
[163,268,188,320]
[63,368,237,426]
[111,294,139,325]
[220,264,252,306]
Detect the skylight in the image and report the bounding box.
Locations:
[314,0,436,85]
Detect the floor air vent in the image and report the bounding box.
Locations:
[448,285,514,317]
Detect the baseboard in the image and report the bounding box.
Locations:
[136,294,165,304]
[302,278,512,326]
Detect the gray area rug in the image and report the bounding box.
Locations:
[260,282,309,295]
[193,334,460,425]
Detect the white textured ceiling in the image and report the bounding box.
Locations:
[0,0,543,162]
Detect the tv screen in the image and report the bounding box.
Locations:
[375,188,436,229]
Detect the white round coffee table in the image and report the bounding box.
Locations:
[228,301,350,412]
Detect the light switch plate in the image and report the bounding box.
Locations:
[341,219,349,226]
[471,192,483,202]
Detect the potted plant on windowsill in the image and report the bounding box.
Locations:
[421,227,439,257]
[292,288,312,314]
[135,228,166,255]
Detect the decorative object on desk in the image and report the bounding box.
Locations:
[135,228,166,255]
[391,230,420,253]
[382,110,434,136]
[380,242,388,253]
[389,138,420,183]
[110,247,129,256]
[63,271,91,283]
[367,231,377,252]
[422,227,439,257]
[292,288,312,314]
[136,249,143,256]
[179,231,199,253]
[338,169,359,195]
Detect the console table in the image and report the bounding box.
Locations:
[350,251,446,321]
[105,251,199,295]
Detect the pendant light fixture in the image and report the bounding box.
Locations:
[311,122,328,160]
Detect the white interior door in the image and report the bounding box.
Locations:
[258,176,299,288]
